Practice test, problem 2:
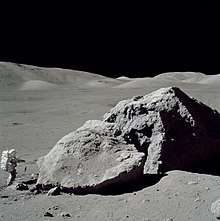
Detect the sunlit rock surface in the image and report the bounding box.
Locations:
[37,87,220,193]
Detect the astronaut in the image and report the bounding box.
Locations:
[1,149,25,186]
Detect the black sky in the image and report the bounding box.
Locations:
[1,2,220,78]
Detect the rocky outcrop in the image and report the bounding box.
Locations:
[37,120,145,193]
[37,87,220,193]
[104,87,220,174]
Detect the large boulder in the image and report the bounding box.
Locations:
[104,87,220,174]
[37,120,145,193]
[37,87,220,193]
[211,199,220,219]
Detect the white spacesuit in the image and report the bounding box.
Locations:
[1,149,25,186]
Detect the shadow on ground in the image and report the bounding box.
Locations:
[61,174,167,196]
[97,174,167,195]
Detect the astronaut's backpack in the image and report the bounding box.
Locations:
[1,150,9,171]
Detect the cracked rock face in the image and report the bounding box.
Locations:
[37,120,145,193]
[37,87,220,193]
[104,87,220,174]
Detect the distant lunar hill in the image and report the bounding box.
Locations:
[116,76,132,82]
[0,62,121,90]
[0,62,219,91]
[153,71,206,82]
[198,74,220,85]
[115,72,219,89]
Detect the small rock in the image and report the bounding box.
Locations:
[33,189,41,195]
[163,219,174,221]
[44,212,53,217]
[205,186,210,190]
[187,181,198,185]
[57,212,71,218]
[29,186,42,195]
[211,199,220,219]
[29,186,37,192]
[50,205,59,210]
[195,197,200,202]
[1,195,9,198]
[142,199,150,204]
[163,189,170,193]
[15,183,29,191]
[47,186,61,196]
[31,173,38,179]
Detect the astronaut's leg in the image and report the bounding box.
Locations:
[7,170,16,186]
[7,173,12,186]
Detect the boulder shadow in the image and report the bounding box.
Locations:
[97,174,167,196]
[97,174,167,195]
[62,174,167,196]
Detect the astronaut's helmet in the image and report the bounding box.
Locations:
[8,149,17,158]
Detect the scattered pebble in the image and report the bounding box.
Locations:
[205,186,210,190]
[49,205,59,210]
[29,186,36,192]
[57,212,71,218]
[33,189,41,195]
[163,189,170,193]
[187,181,198,185]
[16,183,29,191]
[195,197,200,202]
[47,186,61,196]
[31,173,38,179]
[29,186,42,195]
[44,212,53,217]
[142,199,150,204]
[211,199,220,219]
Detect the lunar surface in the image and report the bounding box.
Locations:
[0,62,220,220]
